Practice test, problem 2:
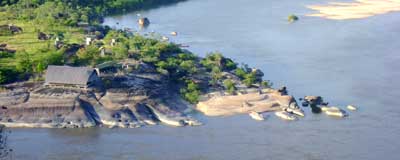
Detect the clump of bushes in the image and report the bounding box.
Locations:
[234,66,258,87]
[180,80,201,104]
[201,52,237,72]
[223,79,236,94]
[0,67,19,84]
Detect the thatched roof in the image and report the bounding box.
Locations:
[45,65,96,85]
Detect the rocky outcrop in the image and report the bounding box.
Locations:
[0,88,97,128]
[196,88,302,117]
[0,70,200,128]
[0,89,29,106]
[304,96,323,105]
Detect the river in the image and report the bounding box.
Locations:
[9,0,400,159]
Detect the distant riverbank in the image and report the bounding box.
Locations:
[307,0,400,20]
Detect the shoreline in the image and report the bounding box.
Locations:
[307,0,400,20]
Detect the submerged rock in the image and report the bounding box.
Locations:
[301,101,309,107]
[325,109,347,118]
[285,107,305,117]
[347,105,358,111]
[275,111,297,121]
[249,111,265,121]
[321,106,348,118]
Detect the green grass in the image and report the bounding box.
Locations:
[0,19,85,68]
[0,21,84,51]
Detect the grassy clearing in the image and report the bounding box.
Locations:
[0,19,85,68]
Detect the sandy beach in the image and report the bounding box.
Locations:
[307,0,400,20]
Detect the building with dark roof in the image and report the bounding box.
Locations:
[45,65,100,88]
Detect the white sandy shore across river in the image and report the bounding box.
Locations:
[307,0,400,20]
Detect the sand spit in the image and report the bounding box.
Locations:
[307,0,400,20]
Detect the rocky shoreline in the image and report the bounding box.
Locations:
[0,81,308,129]
[0,56,308,128]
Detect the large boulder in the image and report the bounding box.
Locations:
[304,96,323,105]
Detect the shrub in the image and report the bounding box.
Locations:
[0,68,19,84]
[15,51,33,73]
[180,80,200,104]
[201,52,237,71]
[210,66,222,86]
[223,79,236,94]
[261,80,270,88]
[0,51,13,58]
[243,72,257,87]
[235,68,247,79]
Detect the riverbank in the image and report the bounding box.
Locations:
[307,0,400,20]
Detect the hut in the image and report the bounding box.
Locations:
[45,65,100,89]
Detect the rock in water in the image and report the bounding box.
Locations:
[162,36,169,41]
[275,111,297,121]
[325,110,346,118]
[249,111,265,121]
[285,107,305,117]
[302,101,309,107]
[347,105,358,111]
[323,106,348,118]
[138,17,150,26]
[310,104,322,113]
[304,96,323,105]
[288,14,299,22]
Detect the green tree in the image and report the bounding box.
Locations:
[15,51,33,73]
[35,62,46,74]
[261,80,270,88]
[235,68,247,79]
[76,45,100,66]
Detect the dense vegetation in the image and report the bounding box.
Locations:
[0,0,185,25]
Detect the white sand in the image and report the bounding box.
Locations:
[307,0,400,20]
